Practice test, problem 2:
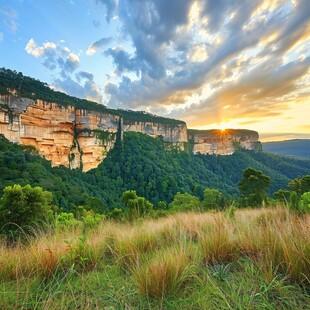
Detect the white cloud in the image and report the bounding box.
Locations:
[25,38,102,103]
[25,38,57,57]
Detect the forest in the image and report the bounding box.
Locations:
[1,131,310,215]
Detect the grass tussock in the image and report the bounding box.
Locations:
[0,207,309,308]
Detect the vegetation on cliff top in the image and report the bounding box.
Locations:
[188,128,259,137]
[0,68,184,125]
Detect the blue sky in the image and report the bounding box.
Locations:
[0,0,310,141]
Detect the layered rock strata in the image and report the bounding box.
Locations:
[0,95,261,171]
[188,129,261,155]
[0,95,120,171]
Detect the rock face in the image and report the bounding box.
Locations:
[188,129,261,155]
[0,94,261,171]
[123,121,188,150]
[0,95,120,171]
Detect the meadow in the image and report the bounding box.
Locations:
[1,207,309,309]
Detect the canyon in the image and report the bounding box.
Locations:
[0,94,261,171]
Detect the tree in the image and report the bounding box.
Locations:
[169,192,201,213]
[0,184,53,240]
[202,188,226,210]
[238,168,270,207]
[121,190,153,221]
[273,189,291,204]
[289,175,310,196]
[300,192,310,213]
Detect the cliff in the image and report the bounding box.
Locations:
[188,129,261,155]
[0,94,261,171]
[0,95,120,171]
[0,95,188,170]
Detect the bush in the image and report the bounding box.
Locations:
[299,192,310,213]
[202,188,227,210]
[0,184,53,241]
[169,192,201,213]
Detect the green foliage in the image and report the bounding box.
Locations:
[118,109,185,125]
[202,188,227,210]
[56,212,82,230]
[289,175,310,195]
[169,192,201,212]
[0,68,118,115]
[238,168,271,207]
[289,191,299,211]
[0,184,52,240]
[0,68,184,124]
[121,190,153,221]
[56,210,105,231]
[1,132,310,213]
[108,208,125,221]
[300,192,310,213]
[273,189,291,204]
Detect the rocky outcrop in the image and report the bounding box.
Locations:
[188,129,261,155]
[123,121,188,150]
[0,95,120,171]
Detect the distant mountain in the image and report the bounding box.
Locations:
[262,139,310,158]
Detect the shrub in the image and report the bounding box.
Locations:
[169,192,201,212]
[0,184,52,241]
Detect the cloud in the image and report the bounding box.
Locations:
[25,39,57,58]
[95,0,116,22]
[86,36,113,55]
[25,38,80,74]
[93,0,310,129]
[0,7,19,33]
[25,39,102,103]
[53,71,102,103]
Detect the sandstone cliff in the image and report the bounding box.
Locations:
[0,95,120,171]
[0,94,261,171]
[188,129,261,155]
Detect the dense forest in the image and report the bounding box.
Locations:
[1,132,310,213]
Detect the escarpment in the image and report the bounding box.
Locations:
[188,129,261,155]
[0,95,120,171]
[0,94,261,171]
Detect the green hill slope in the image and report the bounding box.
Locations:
[263,139,310,158]
[1,132,310,212]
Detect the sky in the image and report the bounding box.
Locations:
[0,0,310,141]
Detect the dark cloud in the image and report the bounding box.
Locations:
[96,0,309,127]
[104,47,139,75]
[54,71,102,103]
[86,36,113,55]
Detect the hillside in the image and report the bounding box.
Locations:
[1,132,310,211]
[263,139,310,158]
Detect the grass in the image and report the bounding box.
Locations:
[0,207,309,309]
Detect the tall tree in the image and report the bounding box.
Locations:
[238,167,270,206]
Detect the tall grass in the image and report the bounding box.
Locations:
[0,206,309,306]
